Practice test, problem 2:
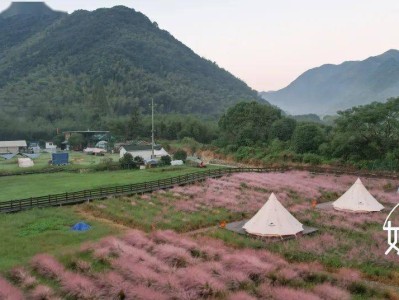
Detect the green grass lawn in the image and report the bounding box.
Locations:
[0,165,218,202]
[0,207,120,272]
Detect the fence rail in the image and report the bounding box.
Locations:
[1,166,399,213]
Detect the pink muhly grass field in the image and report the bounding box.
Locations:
[10,229,362,299]
[167,171,397,215]
[30,254,65,279]
[0,276,24,300]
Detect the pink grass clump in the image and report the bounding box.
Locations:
[276,267,300,282]
[126,285,169,300]
[228,291,257,300]
[336,268,361,284]
[313,283,350,300]
[9,266,36,288]
[123,229,154,249]
[60,271,100,299]
[152,243,193,268]
[177,266,226,298]
[96,271,131,299]
[223,251,276,280]
[259,284,321,300]
[29,285,54,300]
[0,276,24,300]
[31,254,64,279]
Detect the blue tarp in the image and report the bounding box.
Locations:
[71,222,91,232]
[22,153,41,159]
[0,153,16,160]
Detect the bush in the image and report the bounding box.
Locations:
[94,158,120,171]
[159,155,171,166]
[174,150,187,161]
[119,153,138,169]
[133,156,145,165]
[303,153,323,165]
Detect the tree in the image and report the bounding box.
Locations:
[159,155,171,166]
[127,102,143,140]
[68,133,85,150]
[133,156,145,165]
[331,98,399,160]
[270,118,297,141]
[292,123,325,153]
[219,102,282,146]
[173,149,187,161]
[119,153,137,169]
[53,134,65,148]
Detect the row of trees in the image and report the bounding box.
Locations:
[217,98,399,168]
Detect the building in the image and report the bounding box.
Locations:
[119,144,170,160]
[0,140,27,154]
[45,142,57,153]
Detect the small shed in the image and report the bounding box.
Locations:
[0,140,27,154]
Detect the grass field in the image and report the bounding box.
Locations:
[0,207,120,272]
[1,170,398,299]
[0,152,120,173]
[0,165,217,202]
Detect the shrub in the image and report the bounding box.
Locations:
[173,149,187,161]
[119,153,138,169]
[134,156,145,165]
[303,153,323,165]
[94,158,120,171]
[159,155,171,166]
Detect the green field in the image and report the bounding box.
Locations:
[0,207,120,271]
[0,166,217,202]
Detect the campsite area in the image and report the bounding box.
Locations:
[1,170,398,299]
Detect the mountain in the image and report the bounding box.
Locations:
[260,50,399,115]
[0,3,260,138]
[0,2,65,18]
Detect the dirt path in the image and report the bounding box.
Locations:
[74,206,130,231]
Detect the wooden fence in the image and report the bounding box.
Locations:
[1,166,398,213]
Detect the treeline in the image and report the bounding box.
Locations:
[216,98,399,170]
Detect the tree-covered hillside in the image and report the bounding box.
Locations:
[0,4,259,139]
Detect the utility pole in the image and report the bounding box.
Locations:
[151,98,155,159]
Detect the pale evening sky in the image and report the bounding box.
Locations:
[1,1,399,91]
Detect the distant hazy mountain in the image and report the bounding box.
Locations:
[260,50,399,115]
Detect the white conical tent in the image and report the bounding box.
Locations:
[243,193,304,237]
[333,178,384,212]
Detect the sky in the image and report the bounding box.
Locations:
[1,1,399,91]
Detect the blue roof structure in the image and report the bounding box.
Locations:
[71,222,91,232]
[0,153,17,160]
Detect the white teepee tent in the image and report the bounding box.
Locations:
[243,193,304,237]
[333,178,384,212]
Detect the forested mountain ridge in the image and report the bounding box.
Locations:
[0,4,260,139]
[261,50,399,115]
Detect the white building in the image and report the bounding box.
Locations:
[119,144,169,161]
[45,142,57,153]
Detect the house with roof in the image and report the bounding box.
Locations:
[0,140,27,154]
[119,144,169,161]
